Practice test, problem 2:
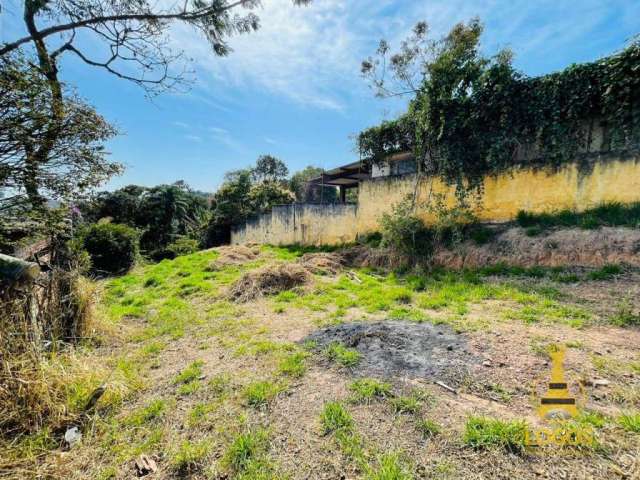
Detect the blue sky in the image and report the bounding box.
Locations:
[1,1,639,192]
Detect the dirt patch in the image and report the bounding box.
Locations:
[296,252,344,275]
[228,263,309,302]
[304,320,477,385]
[434,226,640,268]
[207,244,260,270]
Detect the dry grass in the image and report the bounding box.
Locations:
[206,244,260,270]
[297,252,344,276]
[227,262,310,302]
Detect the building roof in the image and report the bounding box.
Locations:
[307,160,371,188]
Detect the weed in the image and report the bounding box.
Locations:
[576,411,607,429]
[320,402,353,434]
[170,439,212,473]
[618,412,640,433]
[187,402,219,427]
[325,342,361,368]
[366,452,413,480]
[463,416,527,452]
[417,418,441,438]
[243,380,282,407]
[209,373,232,396]
[516,202,640,230]
[349,378,392,404]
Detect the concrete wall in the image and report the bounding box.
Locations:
[231,155,640,246]
[231,203,358,246]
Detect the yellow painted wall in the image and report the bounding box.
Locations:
[232,156,640,246]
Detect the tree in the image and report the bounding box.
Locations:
[248,181,295,213]
[0,53,121,215]
[289,165,338,203]
[0,0,311,207]
[252,154,289,183]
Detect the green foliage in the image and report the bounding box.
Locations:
[389,395,420,414]
[618,412,640,433]
[243,380,282,407]
[289,165,339,203]
[587,264,622,280]
[124,399,166,426]
[325,342,361,367]
[610,299,640,327]
[170,439,212,473]
[349,378,392,403]
[278,351,308,377]
[359,19,640,197]
[463,416,527,452]
[165,237,200,257]
[417,419,441,438]
[222,429,269,473]
[252,154,289,183]
[366,452,414,480]
[516,202,640,230]
[320,401,353,434]
[81,222,138,275]
[173,361,204,385]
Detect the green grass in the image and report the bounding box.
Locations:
[169,439,213,473]
[366,452,413,480]
[320,402,354,434]
[222,429,270,472]
[587,264,623,280]
[417,418,441,438]
[516,202,640,230]
[173,360,204,384]
[325,342,361,367]
[243,380,283,407]
[463,416,527,452]
[618,412,640,433]
[124,399,166,426]
[348,378,392,404]
[389,395,420,414]
[278,351,308,377]
[610,299,640,327]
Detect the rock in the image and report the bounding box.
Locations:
[482,360,492,367]
[134,455,158,476]
[64,426,82,448]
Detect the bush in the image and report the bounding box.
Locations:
[166,237,200,257]
[82,223,138,275]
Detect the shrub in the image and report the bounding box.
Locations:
[166,237,200,257]
[81,223,138,275]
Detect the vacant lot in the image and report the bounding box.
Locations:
[5,245,640,479]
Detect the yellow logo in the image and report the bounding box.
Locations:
[537,344,578,421]
[525,344,595,448]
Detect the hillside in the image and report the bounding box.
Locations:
[4,243,640,479]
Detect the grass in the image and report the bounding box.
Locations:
[243,380,283,407]
[277,351,308,377]
[170,439,213,473]
[320,402,354,434]
[349,378,392,404]
[417,418,441,438]
[618,412,640,433]
[610,299,640,327]
[325,342,361,367]
[390,395,420,414]
[515,202,640,230]
[366,452,414,480]
[587,264,623,280]
[463,416,527,452]
[222,429,270,473]
[124,399,166,426]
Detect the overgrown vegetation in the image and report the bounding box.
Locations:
[516,202,640,231]
[360,19,640,196]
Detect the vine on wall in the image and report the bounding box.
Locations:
[358,23,640,196]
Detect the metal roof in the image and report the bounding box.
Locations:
[307,160,371,187]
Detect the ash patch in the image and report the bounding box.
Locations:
[305,321,477,385]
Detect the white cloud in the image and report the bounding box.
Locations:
[173,121,190,129]
[164,0,640,110]
[264,136,277,145]
[185,134,202,142]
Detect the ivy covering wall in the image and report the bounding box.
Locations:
[358,36,640,194]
